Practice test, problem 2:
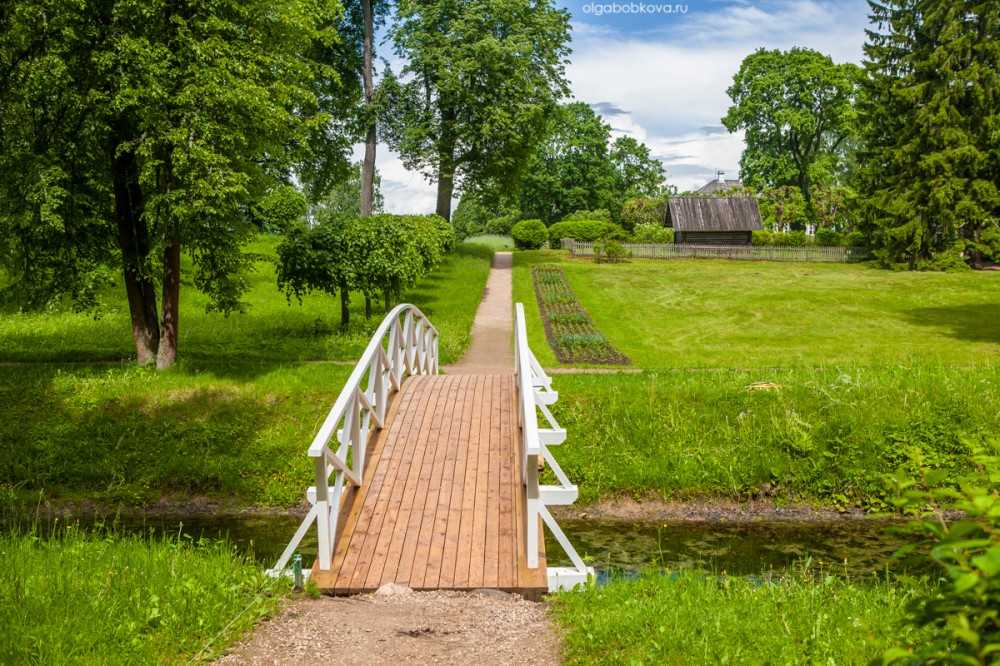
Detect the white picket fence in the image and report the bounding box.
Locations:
[565,239,866,263]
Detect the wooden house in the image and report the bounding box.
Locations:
[667,196,763,246]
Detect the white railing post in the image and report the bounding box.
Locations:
[314,456,332,570]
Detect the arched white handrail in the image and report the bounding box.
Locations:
[514,302,593,591]
[269,303,439,576]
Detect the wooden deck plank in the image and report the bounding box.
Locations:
[312,373,547,597]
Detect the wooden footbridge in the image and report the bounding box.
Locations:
[270,304,591,597]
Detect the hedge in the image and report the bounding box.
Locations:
[548,220,627,248]
[511,219,548,250]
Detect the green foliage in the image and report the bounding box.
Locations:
[451,196,491,239]
[550,569,931,665]
[593,239,629,264]
[462,234,514,251]
[518,103,664,224]
[562,209,612,223]
[277,214,454,316]
[382,0,571,219]
[548,220,627,248]
[485,211,522,236]
[511,219,548,250]
[312,162,385,220]
[886,444,1000,664]
[815,228,845,247]
[758,185,810,231]
[620,196,668,231]
[723,48,860,222]
[0,528,282,663]
[631,223,674,244]
[0,0,345,363]
[859,1,1000,268]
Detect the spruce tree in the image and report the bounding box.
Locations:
[859,0,1000,268]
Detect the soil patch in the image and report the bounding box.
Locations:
[215,589,560,665]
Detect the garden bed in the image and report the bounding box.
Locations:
[531,266,629,365]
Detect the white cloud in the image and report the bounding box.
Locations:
[373,0,870,210]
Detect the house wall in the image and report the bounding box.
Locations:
[676,231,752,246]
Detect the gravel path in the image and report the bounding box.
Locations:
[216,587,560,665]
[444,251,514,374]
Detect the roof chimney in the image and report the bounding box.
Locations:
[716,170,726,184]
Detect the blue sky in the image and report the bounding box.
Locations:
[367,0,872,212]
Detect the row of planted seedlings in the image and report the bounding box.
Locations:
[532,266,629,365]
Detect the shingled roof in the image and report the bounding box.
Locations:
[667,196,763,232]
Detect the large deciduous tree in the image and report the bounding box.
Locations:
[518,102,664,224]
[0,0,344,367]
[859,0,1000,268]
[723,48,860,223]
[382,0,571,221]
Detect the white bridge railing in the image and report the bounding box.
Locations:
[515,302,593,591]
[269,303,438,576]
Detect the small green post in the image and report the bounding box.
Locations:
[292,553,303,592]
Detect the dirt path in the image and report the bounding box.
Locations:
[216,587,560,665]
[444,251,513,374]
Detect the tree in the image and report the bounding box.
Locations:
[723,48,860,223]
[518,102,618,224]
[609,136,665,201]
[382,0,571,221]
[0,0,344,367]
[314,162,384,220]
[858,0,1000,267]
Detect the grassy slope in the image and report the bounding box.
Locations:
[514,252,1000,368]
[550,572,930,665]
[551,367,1000,506]
[0,530,282,664]
[462,234,514,250]
[0,241,492,506]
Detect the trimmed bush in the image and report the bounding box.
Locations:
[594,239,629,263]
[511,219,548,250]
[631,223,674,244]
[549,220,627,248]
[752,230,773,246]
[814,228,844,247]
[485,211,520,235]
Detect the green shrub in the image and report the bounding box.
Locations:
[845,230,867,248]
[548,220,627,248]
[620,196,667,231]
[485,211,520,235]
[754,230,815,247]
[814,228,844,246]
[594,239,629,263]
[885,444,1000,664]
[562,209,611,223]
[511,219,548,250]
[632,223,674,243]
[752,230,773,246]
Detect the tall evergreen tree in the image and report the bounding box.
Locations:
[859,0,1000,267]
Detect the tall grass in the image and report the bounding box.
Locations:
[0,526,282,664]
[551,366,1000,506]
[550,570,933,665]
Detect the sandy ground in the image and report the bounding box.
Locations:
[443,251,514,374]
[215,586,560,665]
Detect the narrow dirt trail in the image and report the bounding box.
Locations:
[444,251,514,374]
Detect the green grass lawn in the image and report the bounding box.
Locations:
[0,239,493,365]
[0,528,283,664]
[514,251,1000,368]
[550,571,931,665]
[0,240,493,507]
[462,234,514,250]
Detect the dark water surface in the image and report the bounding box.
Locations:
[3,511,919,578]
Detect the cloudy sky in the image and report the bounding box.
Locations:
[365,0,872,212]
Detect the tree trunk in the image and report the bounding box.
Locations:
[364,294,372,319]
[156,240,181,369]
[435,107,457,222]
[359,0,377,217]
[339,284,350,328]
[797,173,816,229]
[111,141,159,365]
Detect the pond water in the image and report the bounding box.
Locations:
[4,511,920,579]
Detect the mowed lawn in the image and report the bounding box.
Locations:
[513,251,1000,368]
[0,241,493,507]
